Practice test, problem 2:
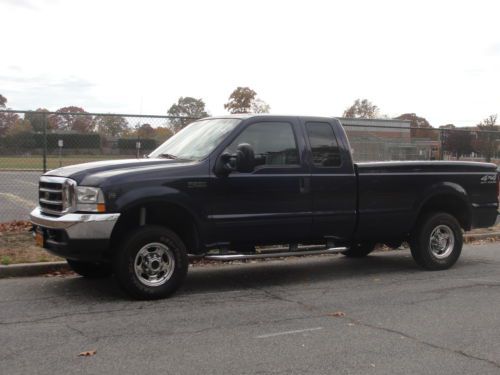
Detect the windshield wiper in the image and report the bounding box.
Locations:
[158,153,178,159]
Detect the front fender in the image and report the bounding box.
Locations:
[114,186,178,211]
[111,186,203,224]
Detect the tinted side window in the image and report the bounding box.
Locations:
[228,122,299,166]
[306,122,342,167]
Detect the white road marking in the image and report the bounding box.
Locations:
[466,278,500,284]
[0,193,36,208]
[256,327,323,339]
[12,178,38,187]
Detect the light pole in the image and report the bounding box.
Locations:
[136,141,141,159]
[58,139,64,167]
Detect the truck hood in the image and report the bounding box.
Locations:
[44,158,195,185]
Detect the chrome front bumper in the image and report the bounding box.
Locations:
[29,207,120,240]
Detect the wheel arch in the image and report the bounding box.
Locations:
[110,199,204,256]
[413,183,472,231]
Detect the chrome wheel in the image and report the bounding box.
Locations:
[429,225,455,259]
[134,242,175,287]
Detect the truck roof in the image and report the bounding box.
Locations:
[203,114,337,121]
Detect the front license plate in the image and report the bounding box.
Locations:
[35,231,44,247]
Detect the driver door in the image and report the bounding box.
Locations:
[208,119,312,245]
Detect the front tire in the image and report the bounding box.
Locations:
[113,225,188,300]
[410,212,463,270]
[67,260,112,278]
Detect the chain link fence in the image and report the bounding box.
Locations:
[0,110,499,222]
[0,110,198,222]
[341,118,499,164]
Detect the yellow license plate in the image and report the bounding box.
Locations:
[35,231,44,247]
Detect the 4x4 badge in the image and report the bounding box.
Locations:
[480,175,496,184]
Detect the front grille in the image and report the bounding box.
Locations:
[39,176,74,216]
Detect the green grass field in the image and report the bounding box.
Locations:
[0,155,133,170]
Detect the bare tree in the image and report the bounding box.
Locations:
[476,114,498,162]
[224,87,270,114]
[25,108,50,132]
[167,97,209,133]
[49,106,94,133]
[343,99,379,119]
[395,113,436,139]
[443,128,474,159]
[94,115,130,137]
[251,98,271,114]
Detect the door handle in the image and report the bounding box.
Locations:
[299,177,310,194]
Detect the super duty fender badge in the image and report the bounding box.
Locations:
[480,175,496,184]
[187,181,207,189]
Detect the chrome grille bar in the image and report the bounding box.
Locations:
[39,198,63,205]
[39,176,76,216]
[39,187,62,194]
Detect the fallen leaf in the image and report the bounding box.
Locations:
[0,221,32,234]
[78,350,97,357]
[328,311,346,318]
[44,269,75,277]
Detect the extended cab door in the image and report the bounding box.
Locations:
[208,118,312,245]
[302,119,357,242]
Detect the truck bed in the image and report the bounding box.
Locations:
[355,161,498,240]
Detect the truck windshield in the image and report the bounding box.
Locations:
[149,118,241,161]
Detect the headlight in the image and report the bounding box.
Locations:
[76,186,106,212]
[61,179,77,213]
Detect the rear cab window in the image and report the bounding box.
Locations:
[306,122,342,167]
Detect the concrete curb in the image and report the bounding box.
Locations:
[0,261,69,278]
[0,232,499,279]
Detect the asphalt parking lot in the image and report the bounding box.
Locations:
[0,171,40,222]
[0,243,499,374]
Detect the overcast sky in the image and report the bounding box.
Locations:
[1,0,499,126]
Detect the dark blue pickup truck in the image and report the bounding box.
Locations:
[30,115,499,299]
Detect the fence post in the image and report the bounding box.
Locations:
[42,112,47,172]
[439,129,444,160]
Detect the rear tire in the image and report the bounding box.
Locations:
[113,225,188,300]
[342,242,376,258]
[67,260,112,278]
[409,212,463,270]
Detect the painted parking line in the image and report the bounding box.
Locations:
[0,193,36,208]
[466,278,500,284]
[256,327,323,339]
[12,178,38,187]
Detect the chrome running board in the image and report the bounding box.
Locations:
[203,246,348,261]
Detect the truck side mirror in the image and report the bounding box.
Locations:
[214,152,235,177]
[214,143,256,177]
[235,143,255,173]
